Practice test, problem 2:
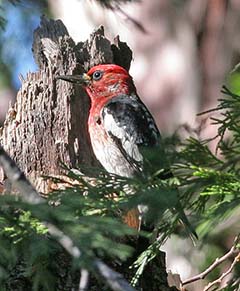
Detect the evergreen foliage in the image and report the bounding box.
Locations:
[0,86,239,289]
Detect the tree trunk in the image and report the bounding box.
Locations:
[0,16,177,291]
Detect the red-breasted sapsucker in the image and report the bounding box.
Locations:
[58,64,160,178]
[58,64,197,238]
[58,64,159,229]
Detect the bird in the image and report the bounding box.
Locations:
[57,64,197,238]
[58,64,160,178]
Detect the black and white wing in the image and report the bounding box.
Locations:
[102,94,160,174]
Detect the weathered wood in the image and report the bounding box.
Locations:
[0,16,132,194]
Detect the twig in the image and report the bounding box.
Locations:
[0,146,43,204]
[182,235,240,286]
[115,5,147,33]
[79,269,89,291]
[44,222,82,258]
[203,252,240,291]
[94,259,135,291]
[45,223,135,291]
[0,145,136,291]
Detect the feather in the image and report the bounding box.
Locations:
[101,93,160,175]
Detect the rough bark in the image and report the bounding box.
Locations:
[0,16,132,194]
[0,16,177,291]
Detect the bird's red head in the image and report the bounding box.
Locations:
[58,64,136,103]
[84,64,136,101]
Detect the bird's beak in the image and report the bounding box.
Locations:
[56,73,91,86]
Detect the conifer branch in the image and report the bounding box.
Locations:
[0,145,136,291]
[0,146,43,204]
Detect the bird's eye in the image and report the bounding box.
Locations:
[92,70,103,81]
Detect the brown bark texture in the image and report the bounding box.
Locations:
[0,16,177,291]
[0,16,132,194]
